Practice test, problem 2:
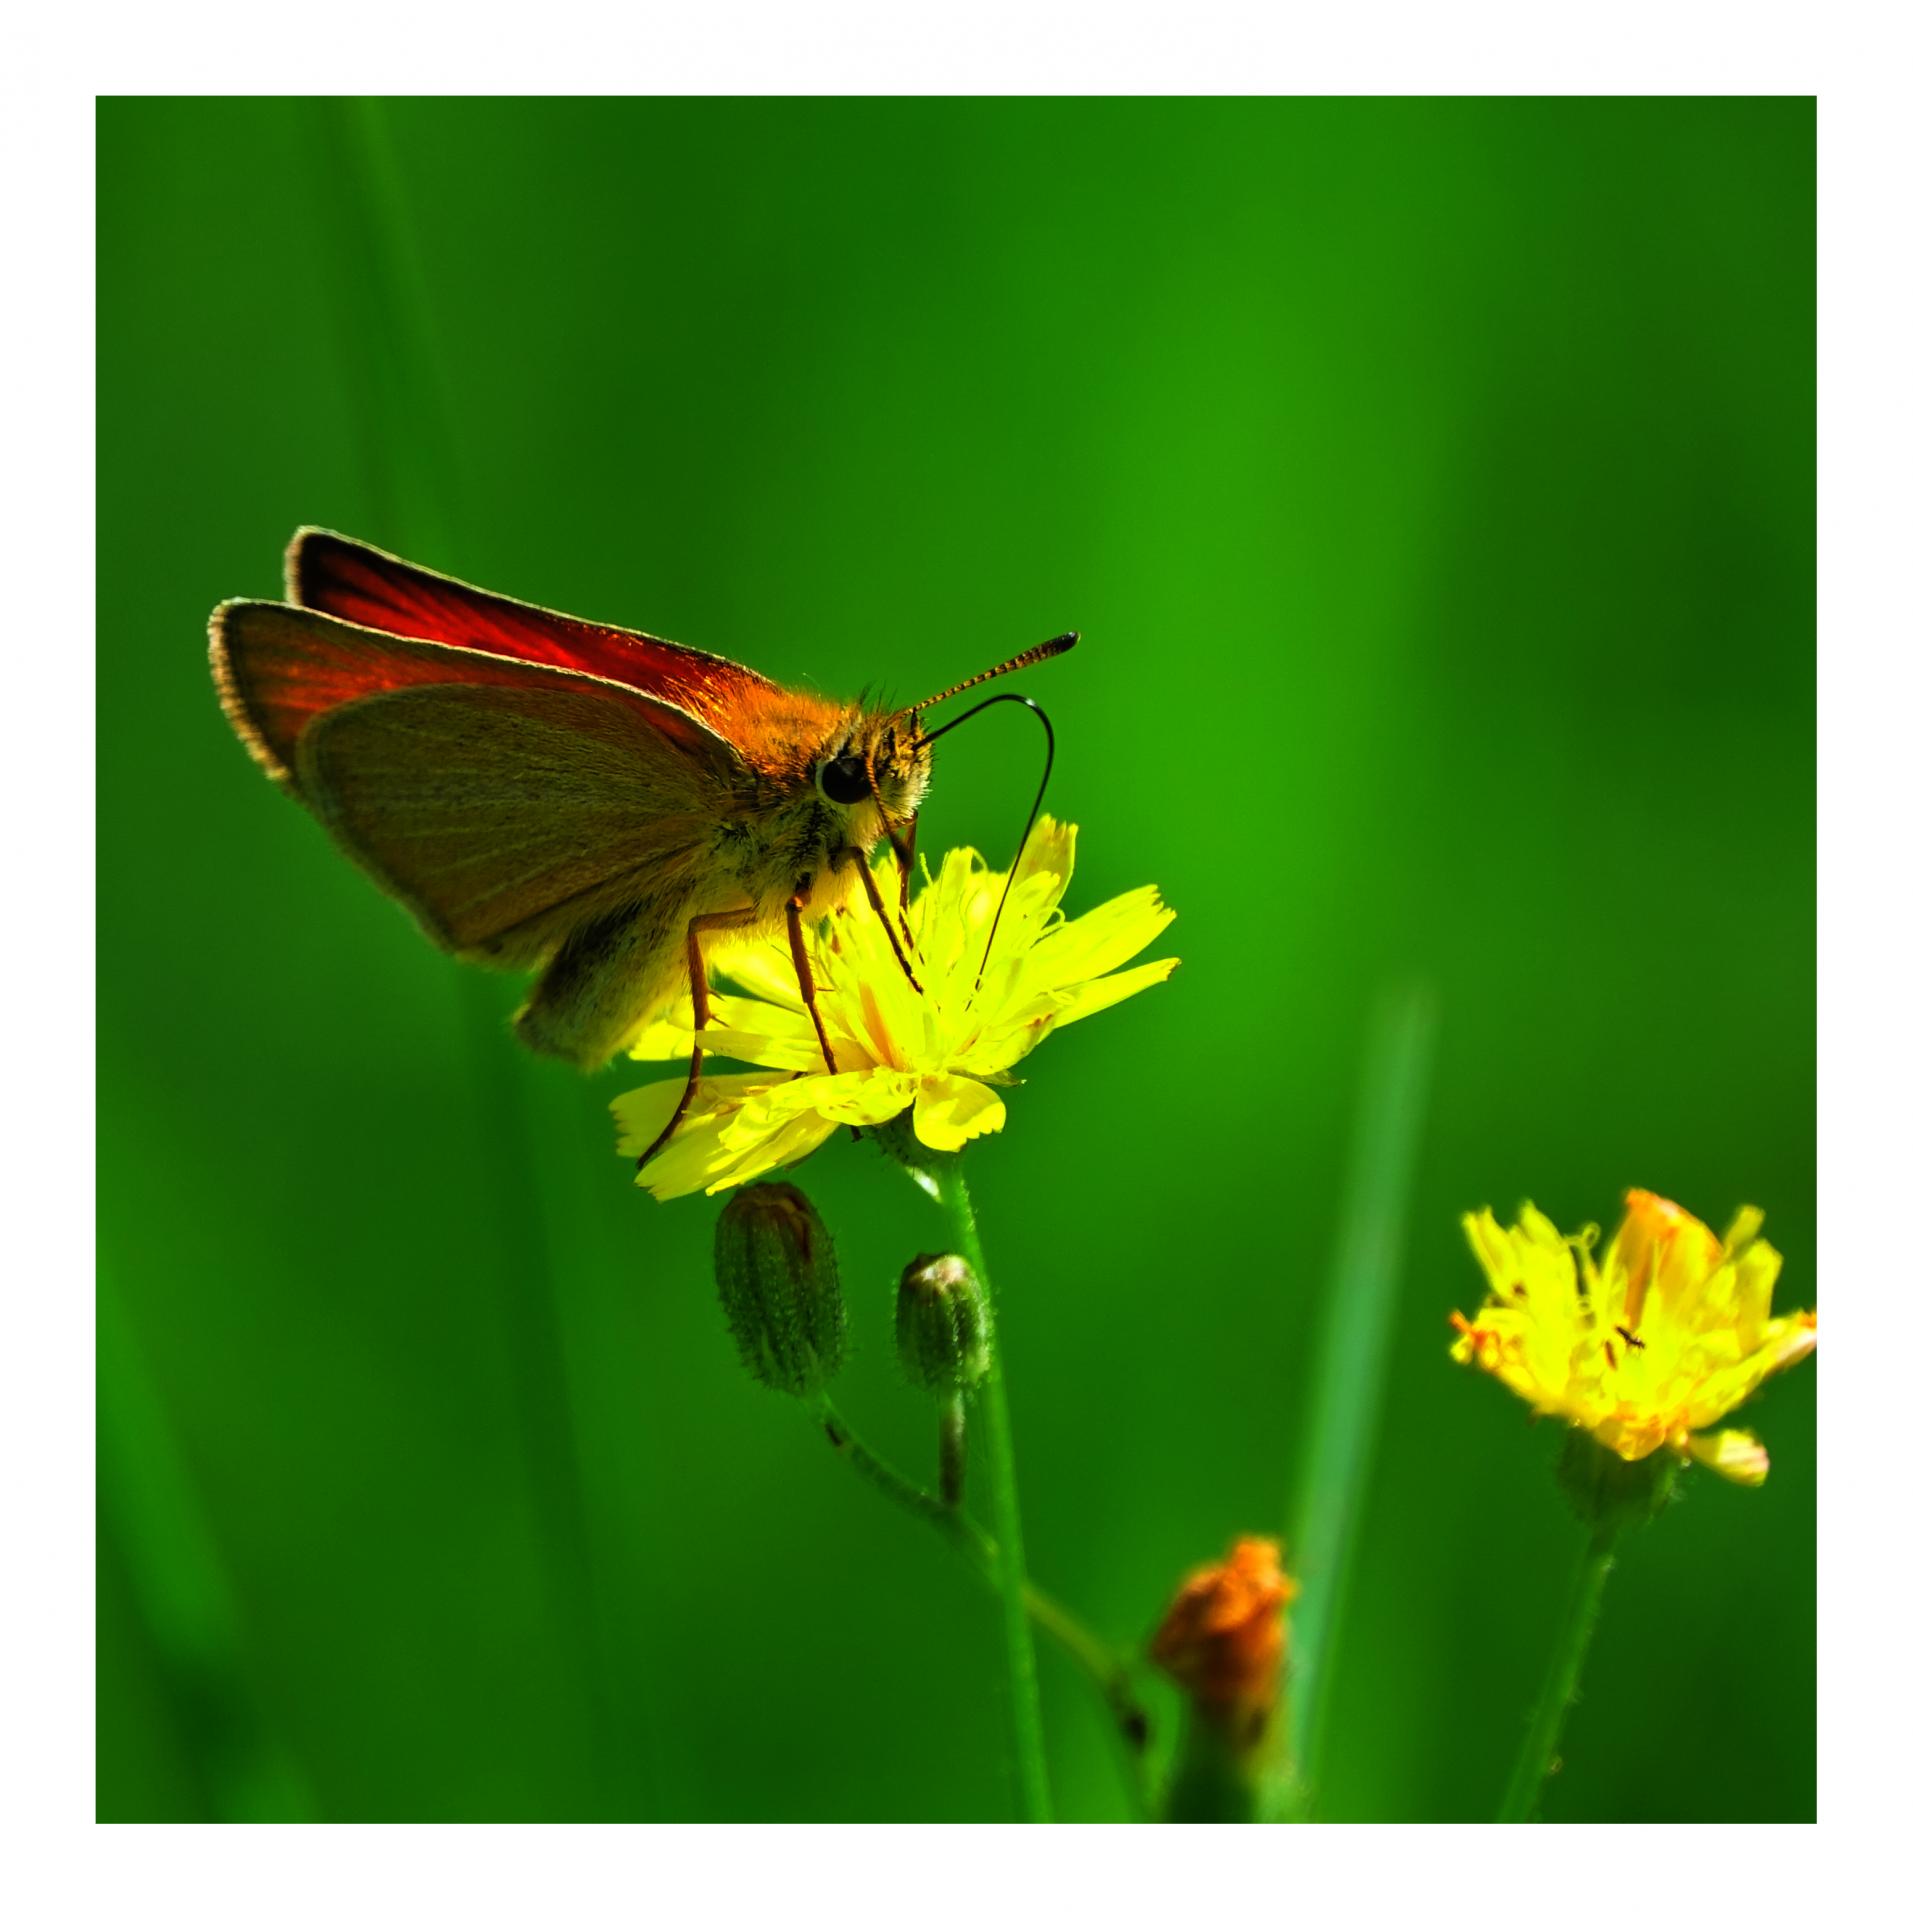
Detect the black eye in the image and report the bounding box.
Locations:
[819,752,872,805]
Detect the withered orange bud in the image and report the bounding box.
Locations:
[1150,1537,1297,1753]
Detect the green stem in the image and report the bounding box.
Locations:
[813,1392,1146,1811]
[933,1158,1052,1820]
[816,1395,973,1544]
[1162,1718,1261,1824]
[938,1393,968,1507]
[1497,1521,1621,1822]
[1024,1585,1154,1821]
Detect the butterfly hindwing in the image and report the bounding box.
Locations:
[300,679,722,961]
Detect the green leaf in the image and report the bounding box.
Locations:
[1274,983,1438,1813]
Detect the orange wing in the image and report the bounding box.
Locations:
[287,528,778,743]
[211,600,738,966]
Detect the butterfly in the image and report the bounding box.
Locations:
[210,530,1074,1158]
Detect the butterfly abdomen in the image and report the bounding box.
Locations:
[515,882,700,1071]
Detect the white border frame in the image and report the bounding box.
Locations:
[6,0,1890,1902]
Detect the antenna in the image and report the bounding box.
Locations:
[910,632,1077,715]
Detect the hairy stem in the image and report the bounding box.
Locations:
[813,1392,1146,1813]
[1497,1521,1621,1822]
[938,1394,968,1507]
[933,1159,1052,1820]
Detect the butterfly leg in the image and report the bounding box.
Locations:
[634,903,760,1170]
[785,892,842,1074]
[849,847,922,993]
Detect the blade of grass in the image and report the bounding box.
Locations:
[312,96,461,556]
[314,98,634,1817]
[1272,982,1438,1815]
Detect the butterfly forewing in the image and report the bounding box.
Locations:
[212,599,699,792]
[215,599,742,970]
[289,529,778,738]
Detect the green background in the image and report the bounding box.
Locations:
[97,98,1814,1823]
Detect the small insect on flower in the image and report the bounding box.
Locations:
[210,530,1076,1162]
[613,818,1178,1199]
[1450,1190,1817,1485]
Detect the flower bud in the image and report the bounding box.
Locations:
[712,1182,846,1397]
[895,1252,990,1394]
[1151,1537,1296,1756]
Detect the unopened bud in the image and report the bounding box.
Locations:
[712,1182,846,1397]
[895,1253,990,1394]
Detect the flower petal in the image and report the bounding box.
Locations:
[798,1066,920,1129]
[1686,1427,1770,1487]
[694,1018,840,1072]
[611,1071,834,1200]
[633,1117,744,1200]
[1045,956,1180,1029]
[623,994,699,1062]
[1761,1309,1818,1375]
[711,940,807,1010]
[913,1074,1007,1151]
[611,1072,780,1155]
[1016,816,1076,893]
[1728,1237,1783,1349]
[1029,885,1175,988]
[647,1076,851,1198]
[649,1105,840,1199]
[1463,1207,1521,1302]
[625,987,827,1070]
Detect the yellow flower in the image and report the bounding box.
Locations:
[1449,1190,1816,1486]
[612,818,1177,1199]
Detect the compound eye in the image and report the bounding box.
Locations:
[819,751,873,805]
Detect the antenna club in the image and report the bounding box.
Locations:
[909,629,1081,715]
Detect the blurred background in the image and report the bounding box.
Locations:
[97,97,1813,1822]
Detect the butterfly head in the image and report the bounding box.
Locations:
[813,710,934,829]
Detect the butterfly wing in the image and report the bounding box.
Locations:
[213,600,737,972]
[288,528,778,741]
[213,542,835,1071]
[305,680,724,958]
